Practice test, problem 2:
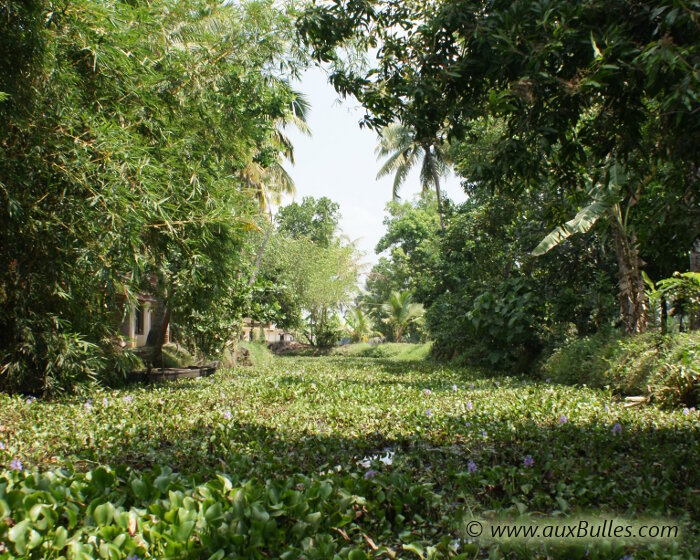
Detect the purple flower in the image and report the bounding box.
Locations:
[364,469,376,480]
[85,401,92,411]
[683,408,690,415]
[102,397,109,406]
[452,384,458,391]
[559,415,567,424]
[470,384,475,390]
[223,410,232,420]
[545,378,551,383]
[467,460,477,473]
[10,458,22,471]
[523,455,534,468]
[426,409,433,418]
[0,442,4,450]
[123,396,133,403]
[423,389,432,396]
[26,396,36,404]
[465,422,471,427]
[612,422,622,436]
[604,404,610,413]
[466,401,473,411]
[481,430,488,438]
[494,381,500,387]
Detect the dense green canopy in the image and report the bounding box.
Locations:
[0,0,305,393]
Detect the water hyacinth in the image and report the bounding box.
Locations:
[85,399,92,411]
[0,442,4,450]
[467,459,477,473]
[612,422,622,436]
[523,455,534,468]
[426,409,433,418]
[223,411,232,420]
[364,469,376,480]
[10,458,22,471]
[559,415,567,424]
[423,389,432,396]
[466,401,473,411]
[452,384,458,391]
[102,397,109,406]
[123,396,133,403]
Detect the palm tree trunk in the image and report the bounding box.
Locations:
[611,220,648,334]
[423,144,446,232]
[249,214,274,287]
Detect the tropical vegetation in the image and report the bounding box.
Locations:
[1,0,699,558]
[1,355,699,558]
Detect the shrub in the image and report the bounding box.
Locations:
[427,278,544,371]
[0,314,139,396]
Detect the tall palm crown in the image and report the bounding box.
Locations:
[242,92,311,213]
[375,124,450,230]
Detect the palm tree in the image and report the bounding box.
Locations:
[345,307,376,342]
[382,291,425,342]
[246,92,310,287]
[242,91,311,213]
[376,123,450,230]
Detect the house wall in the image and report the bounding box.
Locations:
[240,320,293,343]
[119,301,153,348]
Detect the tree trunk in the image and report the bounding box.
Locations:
[611,221,648,334]
[248,216,274,287]
[691,237,700,330]
[660,295,668,334]
[423,143,446,232]
[145,282,170,369]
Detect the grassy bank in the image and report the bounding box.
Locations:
[333,342,432,361]
[541,331,699,408]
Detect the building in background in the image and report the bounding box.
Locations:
[240,319,294,343]
[119,295,172,348]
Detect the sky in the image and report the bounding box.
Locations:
[281,67,466,273]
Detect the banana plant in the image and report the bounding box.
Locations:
[532,161,649,334]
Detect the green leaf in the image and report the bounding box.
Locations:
[532,200,608,256]
[403,542,425,558]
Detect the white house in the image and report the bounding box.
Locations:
[118,295,172,348]
[240,318,294,343]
